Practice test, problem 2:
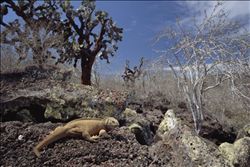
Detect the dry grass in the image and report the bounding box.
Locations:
[99,66,250,130]
[0,45,82,83]
[99,69,183,103]
[0,45,33,73]
[205,79,250,130]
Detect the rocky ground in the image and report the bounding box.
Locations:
[1,65,250,167]
[0,121,153,167]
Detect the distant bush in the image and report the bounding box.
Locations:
[0,45,33,73]
[99,57,250,130]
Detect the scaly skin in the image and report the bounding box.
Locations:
[33,117,119,157]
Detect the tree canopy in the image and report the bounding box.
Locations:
[56,0,123,85]
[0,0,123,85]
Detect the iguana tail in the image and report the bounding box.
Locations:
[33,126,68,157]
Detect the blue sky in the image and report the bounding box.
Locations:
[94,1,189,73]
[76,1,250,74]
[2,1,250,74]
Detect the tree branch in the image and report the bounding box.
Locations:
[66,12,82,37]
[0,20,10,28]
[93,19,107,55]
[4,0,32,25]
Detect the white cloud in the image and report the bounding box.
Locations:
[221,1,250,18]
[179,1,250,19]
[175,1,250,31]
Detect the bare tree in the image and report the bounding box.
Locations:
[156,2,250,134]
[122,57,144,88]
[225,50,250,109]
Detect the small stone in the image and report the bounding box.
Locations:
[18,135,24,141]
[123,108,137,117]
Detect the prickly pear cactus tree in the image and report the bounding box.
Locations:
[57,0,123,85]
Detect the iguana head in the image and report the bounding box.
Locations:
[104,117,119,130]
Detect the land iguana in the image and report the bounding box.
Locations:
[33,117,119,157]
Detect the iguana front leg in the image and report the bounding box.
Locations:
[67,128,98,142]
[82,132,98,143]
[98,129,109,138]
[89,129,110,140]
[90,135,100,140]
